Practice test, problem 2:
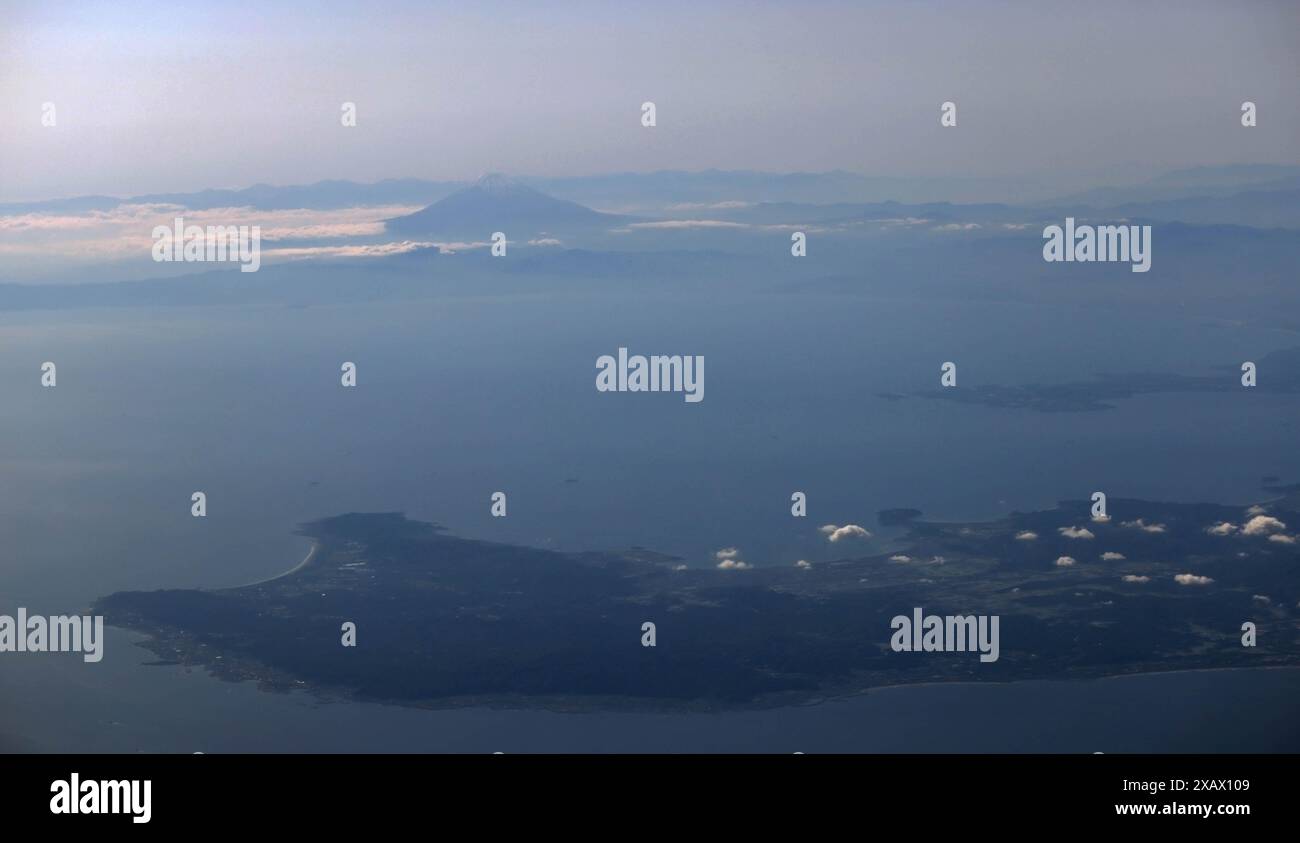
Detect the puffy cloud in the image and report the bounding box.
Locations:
[1091,513,1111,523]
[1101,551,1126,560]
[1268,533,1297,545]
[1058,526,1095,540]
[1205,522,1237,536]
[1121,574,1151,583]
[1253,594,1272,604]
[1122,519,1166,533]
[1174,573,1214,586]
[795,559,812,569]
[1242,515,1287,536]
[1014,531,1038,541]
[819,524,871,542]
[889,554,912,563]
[1245,505,1268,516]
[1055,556,1077,567]
[714,547,750,569]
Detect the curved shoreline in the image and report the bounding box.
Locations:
[235,542,318,589]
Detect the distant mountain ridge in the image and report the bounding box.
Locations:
[0,178,461,215]
[0,169,1043,212]
[5,164,1300,229]
[1044,164,1300,207]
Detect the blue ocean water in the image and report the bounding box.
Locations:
[1,288,1297,751]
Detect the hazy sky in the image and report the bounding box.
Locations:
[2,0,1298,201]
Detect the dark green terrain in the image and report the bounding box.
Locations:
[96,488,1300,710]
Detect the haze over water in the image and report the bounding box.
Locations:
[4,0,1299,755]
[3,288,1299,752]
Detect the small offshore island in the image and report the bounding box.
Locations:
[95,486,1300,711]
[914,345,1300,412]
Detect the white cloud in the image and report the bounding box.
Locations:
[527,237,563,246]
[1242,515,1287,536]
[1055,556,1077,567]
[819,524,871,542]
[1268,533,1297,545]
[1245,505,1268,516]
[1091,513,1111,523]
[263,240,438,261]
[0,203,424,263]
[1205,522,1237,536]
[885,553,943,564]
[1101,551,1126,560]
[795,559,812,569]
[715,547,750,569]
[1058,526,1095,540]
[1122,519,1167,533]
[1121,574,1151,583]
[1253,594,1272,604]
[1014,530,1038,541]
[417,239,496,254]
[1174,573,1214,586]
